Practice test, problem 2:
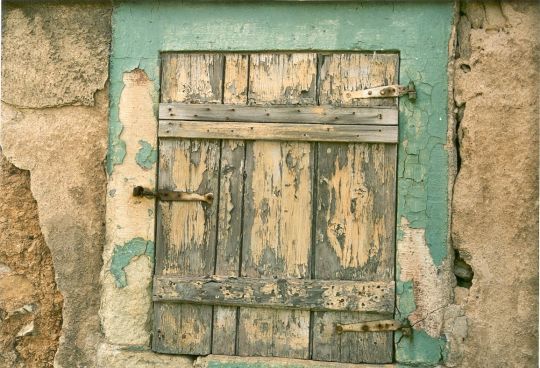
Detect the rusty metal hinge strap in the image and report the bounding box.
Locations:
[336,319,412,336]
[346,81,416,101]
[133,186,214,204]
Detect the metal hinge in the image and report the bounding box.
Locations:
[336,319,412,336]
[133,186,214,204]
[346,81,416,102]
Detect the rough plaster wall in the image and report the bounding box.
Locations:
[453,1,539,367]
[1,4,111,368]
[0,153,63,368]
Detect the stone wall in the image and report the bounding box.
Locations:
[0,1,538,367]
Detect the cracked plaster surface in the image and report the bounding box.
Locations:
[1,4,112,367]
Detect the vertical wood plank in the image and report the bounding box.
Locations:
[311,53,398,364]
[237,53,317,358]
[212,54,249,355]
[161,53,224,104]
[154,53,224,355]
[318,53,398,107]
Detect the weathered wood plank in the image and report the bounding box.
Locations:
[154,276,395,313]
[159,103,398,125]
[212,54,249,355]
[311,52,398,364]
[312,312,394,363]
[159,121,398,143]
[161,53,224,104]
[315,143,397,281]
[154,53,224,355]
[153,139,220,354]
[247,53,317,106]
[237,53,317,359]
[318,53,398,108]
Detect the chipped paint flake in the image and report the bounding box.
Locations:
[110,238,154,288]
[135,140,157,170]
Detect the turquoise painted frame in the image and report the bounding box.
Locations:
[109,1,454,366]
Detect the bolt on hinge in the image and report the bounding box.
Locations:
[346,81,417,102]
[336,319,412,336]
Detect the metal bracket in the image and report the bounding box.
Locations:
[346,81,416,102]
[133,186,214,204]
[336,319,412,336]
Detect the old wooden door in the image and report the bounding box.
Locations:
[152,52,398,364]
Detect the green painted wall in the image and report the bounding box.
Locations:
[109,1,454,365]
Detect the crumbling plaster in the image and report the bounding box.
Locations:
[0,153,63,368]
[1,4,111,368]
[452,1,539,367]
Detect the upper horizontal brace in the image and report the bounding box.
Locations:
[159,103,397,126]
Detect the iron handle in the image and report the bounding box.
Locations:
[133,186,214,204]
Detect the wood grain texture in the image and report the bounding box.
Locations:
[154,53,224,355]
[212,54,249,355]
[159,103,398,125]
[159,120,398,143]
[315,143,397,280]
[237,53,317,358]
[161,53,224,104]
[154,276,394,313]
[248,53,317,106]
[311,53,398,364]
[318,53,398,107]
[154,52,399,363]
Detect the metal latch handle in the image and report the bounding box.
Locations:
[133,186,214,204]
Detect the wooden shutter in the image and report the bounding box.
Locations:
[153,52,398,364]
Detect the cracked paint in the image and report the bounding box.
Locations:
[396,329,447,366]
[110,237,154,288]
[135,140,157,170]
[107,1,454,365]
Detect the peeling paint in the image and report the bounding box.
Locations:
[135,140,157,170]
[107,112,126,175]
[110,237,154,288]
[398,218,447,337]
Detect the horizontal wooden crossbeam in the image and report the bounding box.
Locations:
[158,120,398,143]
[153,276,394,313]
[159,103,397,126]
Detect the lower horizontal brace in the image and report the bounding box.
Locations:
[153,275,394,313]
